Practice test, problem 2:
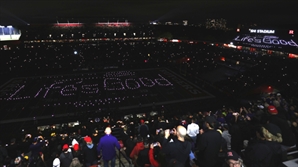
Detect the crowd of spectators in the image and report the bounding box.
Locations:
[0,92,297,167]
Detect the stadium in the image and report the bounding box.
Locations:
[0,21,298,167]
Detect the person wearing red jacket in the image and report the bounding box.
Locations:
[149,142,162,167]
[130,136,144,165]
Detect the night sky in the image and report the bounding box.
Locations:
[0,0,298,27]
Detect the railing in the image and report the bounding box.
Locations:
[117,149,132,167]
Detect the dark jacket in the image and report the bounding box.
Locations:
[137,147,150,167]
[265,141,283,167]
[0,145,8,164]
[197,129,223,167]
[162,138,191,166]
[82,144,98,164]
[244,139,273,167]
[59,151,73,167]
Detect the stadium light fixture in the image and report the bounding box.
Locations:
[7,25,13,28]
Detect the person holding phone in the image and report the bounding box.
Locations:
[149,142,162,167]
[161,126,191,166]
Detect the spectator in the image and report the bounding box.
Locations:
[243,126,273,166]
[161,125,191,166]
[223,150,245,167]
[130,136,145,164]
[221,124,231,150]
[263,124,283,166]
[91,130,100,146]
[0,141,8,167]
[69,157,82,167]
[7,138,19,164]
[138,119,150,139]
[82,136,97,167]
[229,113,246,154]
[71,139,83,163]
[267,105,296,147]
[136,139,150,167]
[59,144,73,167]
[10,156,22,167]
[197,116,223,167]
[97,127,121,167]
[52,158,60,167]
[29,136,44,165]
[157,116,167,130]
[148,142,163,167]
[187,118,200,148]
[123,136,136,160]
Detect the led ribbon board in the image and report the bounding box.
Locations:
[233,35,298,49]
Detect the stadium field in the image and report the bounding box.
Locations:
[0,68,214,123]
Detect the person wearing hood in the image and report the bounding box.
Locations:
[97,127,121,167]
[161,125,191,166]
[71,139,83,163]
[82,136,97,167]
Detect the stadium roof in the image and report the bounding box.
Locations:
[0,0,297,27]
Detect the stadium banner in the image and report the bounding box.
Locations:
[232,34,298,50]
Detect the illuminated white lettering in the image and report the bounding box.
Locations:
[125,79,140,90]
[61,85,77,96]
[279,40,288,45]
[250,29,275,34]
[139,78,155,87]
[43,82,63,98]
[154,74,173,86]
[81,84,99,94]
[288,40,298,47]
[104,78,125,91]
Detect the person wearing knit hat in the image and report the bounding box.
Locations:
[72,139,79,146]
[224,150,245,167]
[73,144,79,151]
[82,136,98,167]
[267,105,278,115]
[138,119,149,139]
[62,144,69,151]
[59,144,73,167]
[84,136,92,143]
[72,143,83,164]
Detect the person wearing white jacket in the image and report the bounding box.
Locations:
[187,118,200,145]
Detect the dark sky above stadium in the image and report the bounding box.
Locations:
[0,0,297,27]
